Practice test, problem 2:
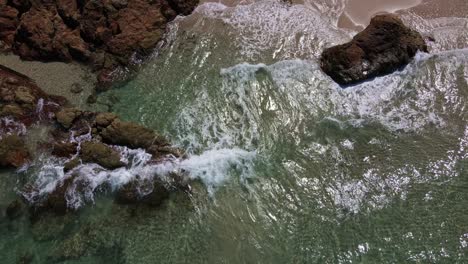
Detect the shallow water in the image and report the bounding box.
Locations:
[1,0,468,263]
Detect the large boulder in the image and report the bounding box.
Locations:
[100,119,168,149]
[320,14,427,85]
[80,141,124,169]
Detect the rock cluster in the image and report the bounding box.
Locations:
[0,64,187,215]
[320,14,428,85]
[0,0,199,88]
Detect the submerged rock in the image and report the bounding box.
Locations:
[115,179,170,207]
[320,14,427,85]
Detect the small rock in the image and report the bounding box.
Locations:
[70,83,83,93]
[55,108,82,129]
[64,158,80,172]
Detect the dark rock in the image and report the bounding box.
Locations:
[0,134,29,168]
[101,119,168,149]
[320,14,428,85]
[80,141,124,169]
[52,142,78,158]
[115,178,170,207]
[70,83,83,93]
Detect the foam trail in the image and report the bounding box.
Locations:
[23,146,256,208]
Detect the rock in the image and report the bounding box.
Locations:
[70,83,83,94]
[55,107,82,129]
[41,176,75,214]
[1,103,25,117]
[0,134,29,168]
[80,141,124,169]
[52,142,78,158]
[14,86,36,104]
[1,0,200,87]
[101,119,168,149]
[320,14,427,85]
[115,179,170,206]
[95,112,118,128]
[63,158,80,172]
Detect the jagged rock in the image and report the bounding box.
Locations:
[52,142,78,158]
[101,119,167,149]
[0,134,29,168]
[1,65,188,214]
[63,158,80,172]
[115,179,170,206]
[0,0,199,88]
[80,141,124,169]
[95,112,118,128]
[55,107,82,129]
[320,14,428,85]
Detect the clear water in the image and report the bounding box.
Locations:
[1,1,468,263]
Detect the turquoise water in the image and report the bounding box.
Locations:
[1,1,468,263]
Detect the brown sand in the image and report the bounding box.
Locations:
[0,54,95,109]
[408,0,468,18]
[338,0,467,30]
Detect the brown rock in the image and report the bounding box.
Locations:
[80,141,124,169]
[52,142,78,158]
[115,178,170,206]
[320,14,427,85]
[55,107,82,129]
[1,0,200,87]
[0,134,30,168]
[100,118,168,149]
[95,112,118,128]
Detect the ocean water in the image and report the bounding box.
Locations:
[1,0,468,263]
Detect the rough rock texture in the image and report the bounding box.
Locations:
[0,0,199,89]
[0,134,29,168]
[115,179,170,206]
[320,14,428,85]
[0,64,188,215]
[80,141,124,169]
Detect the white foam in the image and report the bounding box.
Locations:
[0,117,27,139]
[23,145,256,208]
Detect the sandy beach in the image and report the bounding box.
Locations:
[0,54,95,109]
[338,0,467,29]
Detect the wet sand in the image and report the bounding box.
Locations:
[408,0,468,18]
[338,0,466,29]
[0,54,95,109]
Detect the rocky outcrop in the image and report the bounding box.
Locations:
[320,14,428,85]
[0,64,188,215]
[0,134,29,168]
[0,0,199,89]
